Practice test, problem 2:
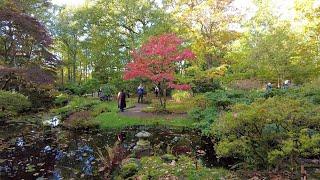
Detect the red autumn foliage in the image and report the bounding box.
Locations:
[124,33,194,89]
[124,33,195,109]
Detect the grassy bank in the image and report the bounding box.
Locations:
[140,98,195,114]
[94,100,196,129]
[52,96,196,130]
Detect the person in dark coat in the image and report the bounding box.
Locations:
[137,84,144,103]
[117,89,126,112]
[154,86,159,97]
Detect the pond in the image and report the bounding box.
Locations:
[0,116,229,179]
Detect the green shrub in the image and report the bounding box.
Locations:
[63,80,100,96]
[52,97,100,118]
[82,78,100,94]
[213,96,320,169]
[0,91,31,116]
[0,111,5,119]
[54,93,71,106]
[20,87,56,109]
[64,111,99,129]
[101,84,116,97]
[120,162,140,178]
[191,78,222,93]
[297,79,320,104]
[91,103,110,117]
[193,108,218,136]
[192,94,208,109]
[189,107,204,121]
[161,154,176,163]
[190,90,262,135]
[206,89,261,110]
[64,83,86,95]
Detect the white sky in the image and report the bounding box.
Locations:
[51,0,320,20]
[52,0,86,7]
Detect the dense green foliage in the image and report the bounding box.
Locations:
[213,96,320,169]
[52,96,100,118]
[2,0,320,177]
[0,91,31,117]
[190,89,262,135]
[54,93,71,106]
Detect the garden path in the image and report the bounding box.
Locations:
[120,103,187,120]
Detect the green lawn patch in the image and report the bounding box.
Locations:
[141,99,195,114]
[94,101,196,129]
[51,96,196,129]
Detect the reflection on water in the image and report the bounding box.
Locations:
[55,150,64,161]
[0,120,220,179]
[52,169,62,180]
[43,145,52,153]
[43,116,60,127]
[16,137,25,147]
[75,145,95,175]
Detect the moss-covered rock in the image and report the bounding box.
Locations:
[161,154,176,163]
[120,158,141,178]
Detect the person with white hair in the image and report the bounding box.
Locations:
[283,80,290,89]
[266,82,272,92]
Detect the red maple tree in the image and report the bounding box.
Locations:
[124,33,195,109]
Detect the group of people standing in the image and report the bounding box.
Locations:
[265,80,291,92]
[117,84,160,112]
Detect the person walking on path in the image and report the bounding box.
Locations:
[137,84,144,103]
[117,89,126,112]
[154,85,159,97]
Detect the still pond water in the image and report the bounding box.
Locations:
[0,116,223,179]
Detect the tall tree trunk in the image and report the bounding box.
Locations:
[163,88,167,109]
[67,66,71,82]
[1,76,11,90]
[72,51,77,83]
[205,53,213,69]
[61,68,64,87]
[85,64,88,82]
[159,81,167,110]
[79,61,82,84]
